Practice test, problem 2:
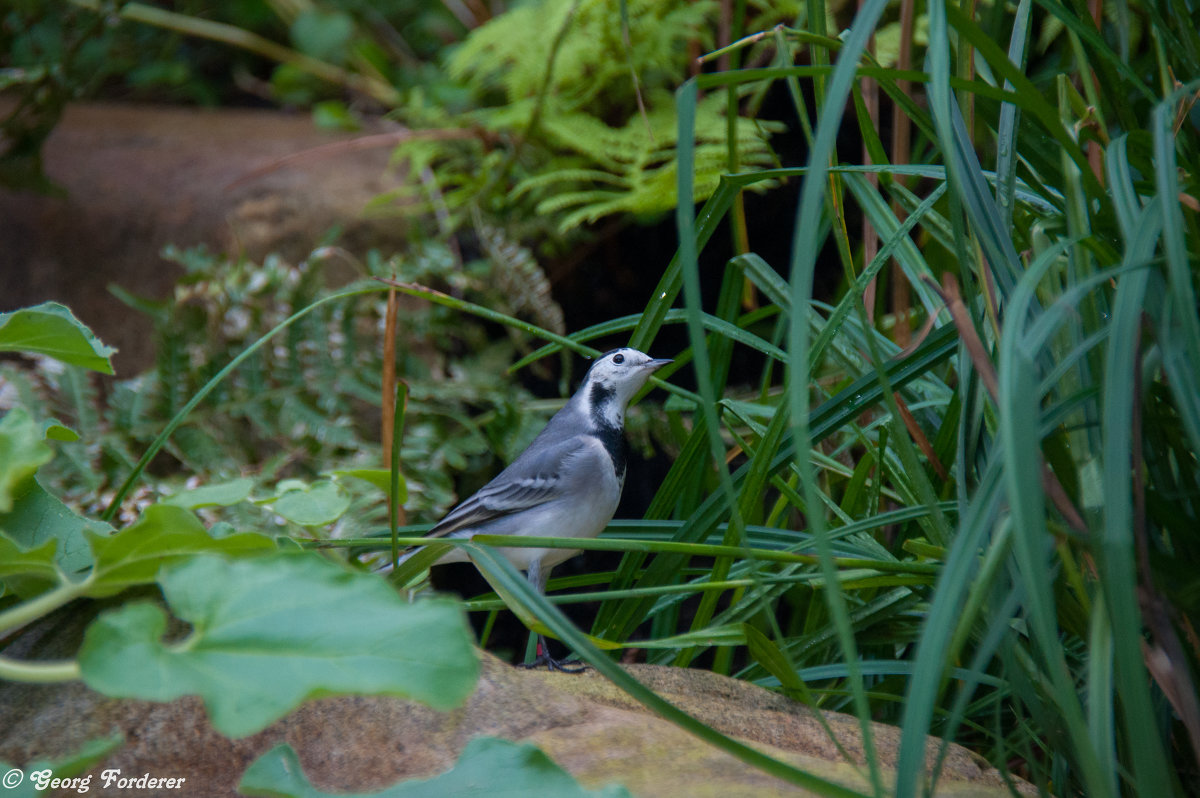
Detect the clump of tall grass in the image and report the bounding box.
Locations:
[456,1,1198,795]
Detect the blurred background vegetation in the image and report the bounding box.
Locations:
[3,0,1199,795]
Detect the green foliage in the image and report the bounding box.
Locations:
[10,0,781,243]
[0,303,117,375]
[0,0,114,191]
[397,0,778,237]
[0,409,53,514]
[447,0,710,113]
[357,3,1200,796]
[266,479,353,527]
[241,737,633,798]
[574,3,1196,794]
[0,478,108,586]
[83,504,274,597]
[6,0,1200,794]
[518,90,779,231]
[161,476,255,509]
[474,215,566,335]
[79,553,479,738]
[2,246,543,532]
[290,9,355,65]
[0,294,480,756]
[0,267,628,791]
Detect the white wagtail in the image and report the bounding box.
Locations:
[392,347,671,670]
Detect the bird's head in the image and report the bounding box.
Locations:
[580,348,672,428]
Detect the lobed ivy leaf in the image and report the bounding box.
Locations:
[79,553,480,738]
[0,302,116,374]
[85,504,274,597]
[239,737,633,798]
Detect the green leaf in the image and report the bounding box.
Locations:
[743,625,807,695]
[0,530,60,597]
[239,738,633,798]
[0,302,116,374]
[41,419,80,442]
[312,100,360,131]
[331,468,407,503]
[162,477,255,509]
[86,504,274,596]
[267,480,352,527]
[270,63,322,106]
[0,478,109,576]
[79,553,479,738]
[290,10,355,64]
[0,408,53,513]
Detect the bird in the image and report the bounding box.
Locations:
[389,347,671,670]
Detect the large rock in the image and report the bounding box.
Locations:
[1,633,1029,797]
[0,102,405,373]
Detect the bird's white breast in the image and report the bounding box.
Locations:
[504,435,621,571]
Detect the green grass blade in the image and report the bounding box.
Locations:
[787,0,893,792]
[1100,199,1173,795]
[101,284,385,522]
[464,545,871,798]
[895,463,1004,798]
[674,76,747,543]
[994,0,1033,231]
[998,230,1109,798]
[1152,84,1200,453]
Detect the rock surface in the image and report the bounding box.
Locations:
[0,102,406,373]
[1,642,1030,797]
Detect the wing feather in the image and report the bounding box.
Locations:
[425,435,591,538]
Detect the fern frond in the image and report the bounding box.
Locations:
[521,92,779,230]
[402,1,777,236]
[511,168,632,196]
[473,213,566,335]
[449,0,715,114]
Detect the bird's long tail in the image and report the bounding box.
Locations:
[366,545,419,574]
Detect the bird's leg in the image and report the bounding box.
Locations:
[518,560,587,673]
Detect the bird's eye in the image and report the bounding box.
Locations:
[612,353,625,364]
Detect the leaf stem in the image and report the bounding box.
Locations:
[0,577,92,637]
[0,655,82,683]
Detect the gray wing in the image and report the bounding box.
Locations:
[426,434,590,538]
